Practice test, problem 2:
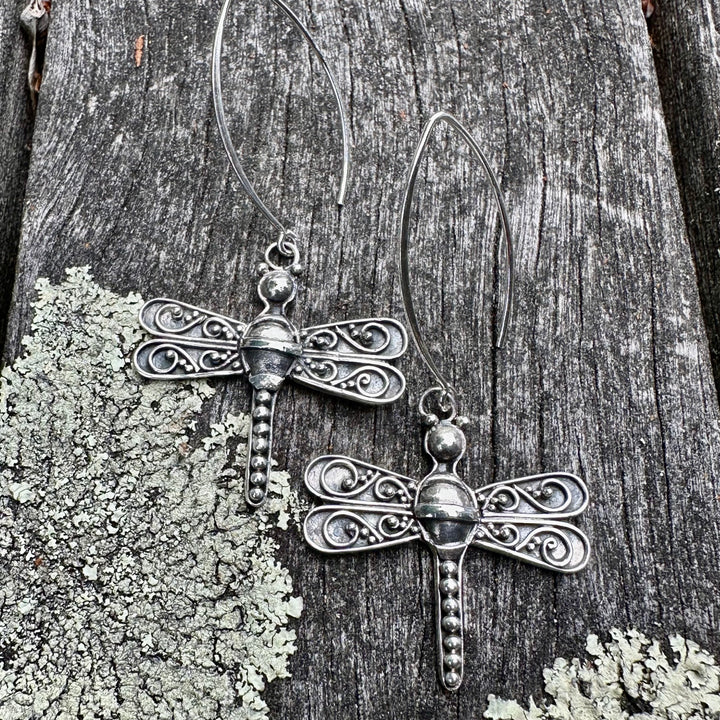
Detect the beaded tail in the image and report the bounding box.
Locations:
[433,551,466,692]
[245,387,278,508]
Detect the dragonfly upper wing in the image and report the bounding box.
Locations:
[134,298,246,379]
[476,472,589,518]
[305,455,417,505]
[292,318,407,405]
[139,298,245,342]
[304,455,419,554]
[300,318,407,359]
[472,518,590,573]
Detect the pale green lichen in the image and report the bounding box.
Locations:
[0,267,302,720]
[485,628,720,720]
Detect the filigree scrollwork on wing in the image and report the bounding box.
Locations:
[292,356,405,404]
[477,473,588,517]
[134,339,244,379]
[473,519,590,573]
[302,321,390,354]
[300,318,407,359]
[316,457,414,504]
[138,298,244,343]
[153,303,239,341]
[304,505,419,553]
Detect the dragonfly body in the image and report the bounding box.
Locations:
[134,266,407,507]
[303,418,590,691]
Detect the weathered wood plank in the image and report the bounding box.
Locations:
[649,2,720,391]
[0,2,33,349]
[3,1,720,717]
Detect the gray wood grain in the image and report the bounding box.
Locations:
[4,0,720,717]
[650,2,720,390]
[0,2,33,349]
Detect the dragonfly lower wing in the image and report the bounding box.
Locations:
[473,518,590,573]
[134,338,245,379]
[304,504,419,553]
[292,354,406,404]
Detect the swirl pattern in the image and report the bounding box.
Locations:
[475,520,589,572]
[303,321,393,355]
[295,359,393,399]
[321,509,418,550]
[318,458,413,504]
[141,341,243,376]
[478,474,587,517]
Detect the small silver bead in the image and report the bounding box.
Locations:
[256,390,272,405]
[253,406,271,420]
[253,422,271,437]
[440,561,458,578]
[250,455,268,470]
[250,473,266,486]
[252,438,269,453]
[248,487,264,503]
[444,652,462,670]
[443,635,462,651]
[441,615,461,633]
[439,578,459,596]
[444,671,461,689]
[442,598,460,615]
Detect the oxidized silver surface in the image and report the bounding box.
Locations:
[303,411,589,692]
[134,245,407,508]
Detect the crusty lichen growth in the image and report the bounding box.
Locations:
[485,628,720,720]
[0,267,303,720]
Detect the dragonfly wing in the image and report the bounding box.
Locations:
[476,472,588,518]
[472,518,590,573]
[293,317,407,405]
[300,318,407,359]
[304,503,419,554]
[139,298,245,342]
[292,354,406,404]
[134,338,245,379]
[305,455,417,505]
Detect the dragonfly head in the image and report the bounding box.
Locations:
[257,269,297,310]
[424,420,466,471]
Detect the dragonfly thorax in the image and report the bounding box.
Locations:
[414,475,479,549]
[241,317,302,390]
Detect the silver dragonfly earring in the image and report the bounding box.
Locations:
[303,112,590,692]
[133,0,407,508]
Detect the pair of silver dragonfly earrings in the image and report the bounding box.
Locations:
[131,0,590,693]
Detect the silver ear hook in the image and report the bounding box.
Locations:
[212,0,351,237]
[399,111,515,398]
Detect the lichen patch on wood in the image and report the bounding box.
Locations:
[485,628,720,719]
[0,267,302,719]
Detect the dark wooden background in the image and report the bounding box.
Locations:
[2,1,720,717]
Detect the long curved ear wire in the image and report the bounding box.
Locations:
[212,0,351,238]
[132,1,407,510]
[399,110,514,410]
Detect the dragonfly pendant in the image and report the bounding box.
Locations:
[303,415,590,691]
[134,255,407,507]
